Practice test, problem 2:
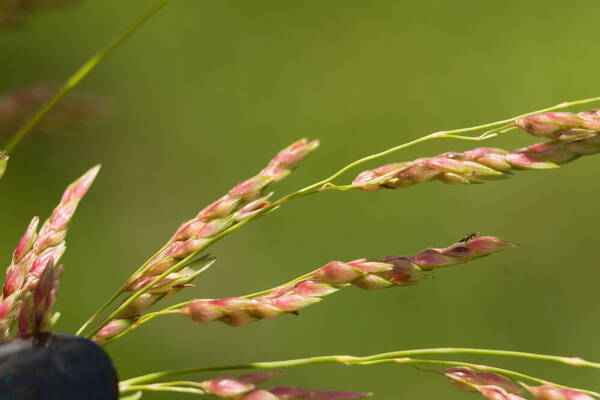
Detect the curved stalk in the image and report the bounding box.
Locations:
[3,0,174,154]
[119,347,600,389]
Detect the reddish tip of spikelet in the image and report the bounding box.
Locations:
[12,216,39,263]
[61,164,101,204]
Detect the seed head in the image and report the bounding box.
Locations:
[0,166,99,338]
[182,235,515,327]
[132,139,318,285]
[353,136,600,192]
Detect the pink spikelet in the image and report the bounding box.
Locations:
[445,367,522,395]
[352,136,600,192]
[514,109,600,140]
[125,139,318,288]
[182,235,516,327]
[199,372,371,400]
[527,385,594,400]
[0,165,100,338]
[17,260,63,335]
[93,319,134,345]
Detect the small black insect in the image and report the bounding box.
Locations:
[458,232,478,243]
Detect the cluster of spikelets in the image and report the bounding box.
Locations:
[353,110,600,191]
[0,166,99,337]
[444,366,593,400]
[94,139,320,342]
[180,236,515,327]
[198,372,370,400]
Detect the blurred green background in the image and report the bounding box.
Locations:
[1,0,599,398]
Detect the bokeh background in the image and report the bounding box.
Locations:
[1,0,599,398]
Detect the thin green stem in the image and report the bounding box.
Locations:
[76,285,126,336]
[100,309,181,345]
[86,216,257,339]
[3,0,174,154]
[119,347,600,389]
[102,260,342,342]
[122,384,204,395]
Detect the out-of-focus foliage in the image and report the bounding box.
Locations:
[0,0,81,28]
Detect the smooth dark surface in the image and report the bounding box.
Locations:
[0,332,118,400]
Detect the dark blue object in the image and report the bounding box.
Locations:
[0,332,118,400]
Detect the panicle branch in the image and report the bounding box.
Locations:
[125,138,318,289]
[92,257,215,344]
[0,165,99,337]
[180,235,516,327]
[352,134,600,191]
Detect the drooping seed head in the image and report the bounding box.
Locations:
[182,235,514,327]
[352,136,600,192]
